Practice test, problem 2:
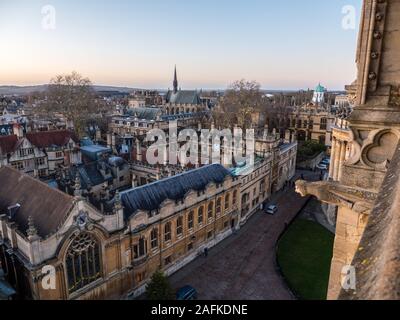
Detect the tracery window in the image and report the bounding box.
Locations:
[66,233,101,294]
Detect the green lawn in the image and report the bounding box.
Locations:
[277,218,334,300]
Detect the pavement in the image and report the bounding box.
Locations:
[169,170,319,300]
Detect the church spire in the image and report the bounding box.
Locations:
[173,65,178,94]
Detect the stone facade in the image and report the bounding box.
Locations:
[0,165,240,300]
[296,0,400,300]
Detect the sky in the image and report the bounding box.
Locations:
[0,0,362,90]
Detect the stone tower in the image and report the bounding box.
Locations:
[296,0,400,299]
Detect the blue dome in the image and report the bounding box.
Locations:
[315,83,326,93]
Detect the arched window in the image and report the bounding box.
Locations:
[66,233,101,294]
[216,198,222,215]
[224,194,230,211]
[176,216,183,236]
[188,211,194,230]
[164,222,172,242]
[150,228,158,249]
[134,237,147,259]
[233,190,237,204]
[198,206,204,225]
[208,202,214,219]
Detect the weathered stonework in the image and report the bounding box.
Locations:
[296,0,400,300]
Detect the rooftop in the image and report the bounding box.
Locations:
[26,130,78,149]
[0,166,74,238]
[120,164,232,218]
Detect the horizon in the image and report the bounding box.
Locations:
[0,82,347,93]
[0,0,362,91]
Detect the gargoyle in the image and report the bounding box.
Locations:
[295,180,377,214]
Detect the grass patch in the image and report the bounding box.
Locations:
[277,218,334,300]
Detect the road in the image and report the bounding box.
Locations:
[169,170,318,300]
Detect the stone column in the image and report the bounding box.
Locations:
[329,138,337,179]
[338,141,347,182]
[333,141,342,181]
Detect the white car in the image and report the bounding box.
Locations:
[265,205,278,215]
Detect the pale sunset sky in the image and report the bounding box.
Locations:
[0,0,362,90]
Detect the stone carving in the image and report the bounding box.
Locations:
[75,211,94,232]
[295,180,377,214]
[361,129,400,169]
[345,128,362,165]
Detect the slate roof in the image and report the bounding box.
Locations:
[69,162,111,190]
[166,90,202,105]
[120,164,232,219]
[126,107,162,120]
[26,130,78,149]
[0,166,74,238]
[0,135,18,155]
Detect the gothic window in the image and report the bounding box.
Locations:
[150,228,158,249]
[164,222,172,242]
[65,233,101,294]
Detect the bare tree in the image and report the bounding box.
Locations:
[214,80,264,130]
[39,72,99,137]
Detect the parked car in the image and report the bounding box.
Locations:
[176,286,198,300]
[265,204,278,215]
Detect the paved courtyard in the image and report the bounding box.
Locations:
[169,171,319,300]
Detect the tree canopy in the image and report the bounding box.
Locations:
[145,270,175,300]
[39,72,100,138]
[214,80,264,130]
